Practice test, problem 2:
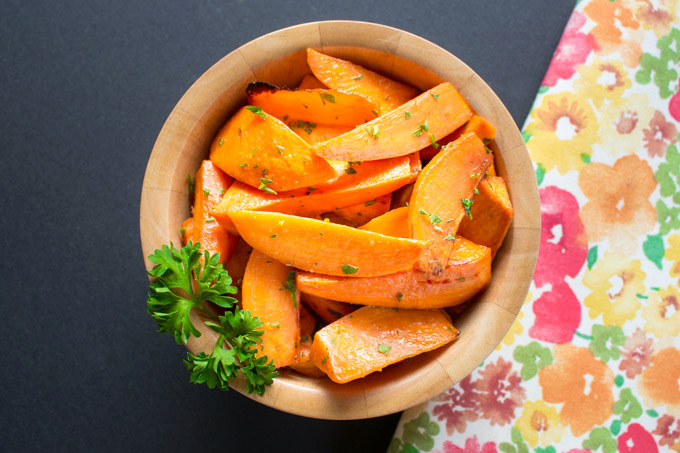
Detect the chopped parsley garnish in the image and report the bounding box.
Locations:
[282,115,289,121]
[413,121,429,137]
[364,199,376,207]
[367,125,380,140]
[372,109,379,116]
[459,277,466,282]
[378,344,391,355]
[179,227,186,237]
[319,92,336,104]
[186,175,195,194]
[353,74,364,80]
[444,234,456,241]
[474,188,479,194]
[203,188,210,197]
[431,93,439,99]
[245,105,266,119]
[405,111,411,119]
[218,137,225,146]
[205,216,216,223]
[345,167,357,175]
[485,145,492,154]
[397,293,403,302]
[239,163,247,168]
[461,198,474,219]
[430,134,439,149]
[483,138,491,144]
[282,271,297,307]
[307,187,318,191]
[258,178,277,195]
[341,264,359,275]
[270,234,277,238]
[327,308,342,318]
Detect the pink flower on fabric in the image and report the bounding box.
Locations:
[618,423,659,453]
[669,82,680,122]
[543,11,593,86]
[530,281,581,344]
[432,376,479,435]
[534,186,588,288]
[437,436,498,453]
[473,357,526,425]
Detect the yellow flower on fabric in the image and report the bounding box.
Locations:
[497,305,525,350]
[598,93,655,156]
[583,252,645,327]
[666,234,680,286]
[575,58,631,108]
[642,285,680,338]
[516,400,566,447]
[525,92,598,174]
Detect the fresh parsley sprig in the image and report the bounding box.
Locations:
[147,241,277,395]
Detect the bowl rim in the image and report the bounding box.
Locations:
[140,20,540,420]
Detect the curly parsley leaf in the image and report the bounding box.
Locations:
[148,242,276,394]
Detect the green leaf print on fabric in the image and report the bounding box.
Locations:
[513,342,553,380]
[587,246,598,270]
[636,28,680,99]
[535,447,556,453]
[535,163,546,186]
[613,388,643,423]
[582,427,617,453]
[589,325,625,363]
[643,234,665,269]
[498,427,529,453]
[656,142,680,235]
[401,412,440,452]
[610,419,622,436]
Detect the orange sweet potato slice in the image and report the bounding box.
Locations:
[290,123,353,145]
[320,193,392,227]
[458,176,513,257]
[229,211,429,277]
[193,160,238,264]
[420,114,496,160]
[296,237,491,309]
[311,83,472,161]
[242,249,299,369]
[301,293,356,325]
[180,217,193,246]
[209,106,335,192]
[306,48,419,114]
[409,132,493,274]
[298,73,326,90]
[212,155,413,233]
[358,206,409,238]
[309,306,458,383]
[247,82,379,127]
[289,304,325,377]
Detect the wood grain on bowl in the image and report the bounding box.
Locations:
[140,21,539,419]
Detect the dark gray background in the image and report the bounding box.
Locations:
[0,1,573,451]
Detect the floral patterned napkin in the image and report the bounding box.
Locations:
[389,1,680,451]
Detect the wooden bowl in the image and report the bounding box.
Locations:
[140,21,539,419]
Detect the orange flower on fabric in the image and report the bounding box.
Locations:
[538,344,614,437]
[578,155,657,255]
[642,285,680,338]
[598,93,655,156]
[582,253,645,327]
[638,347,680,417]
[515,400,566,447]
[584,0,644,67]
[525,92,598,174]
[575,58,631,108]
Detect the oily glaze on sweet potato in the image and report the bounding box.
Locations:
[298,73,326,90]
[458,176,513,257]
[229,211,428,277]
[211,155,413,233]
[296,237,491,309]
[409,132,493,275]
[306,48,419,114]
[311,83,472,161]
[242,249,299,369]
[301,292,356,325]
[247,81,379,126]
[309,306,458,383]
[358,206,409,238]
[209,106,335,192]
[320,193,392,227]
[193,160,238,264]
[420,114,497,160]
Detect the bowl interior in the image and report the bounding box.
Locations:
[140,21,540,419]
